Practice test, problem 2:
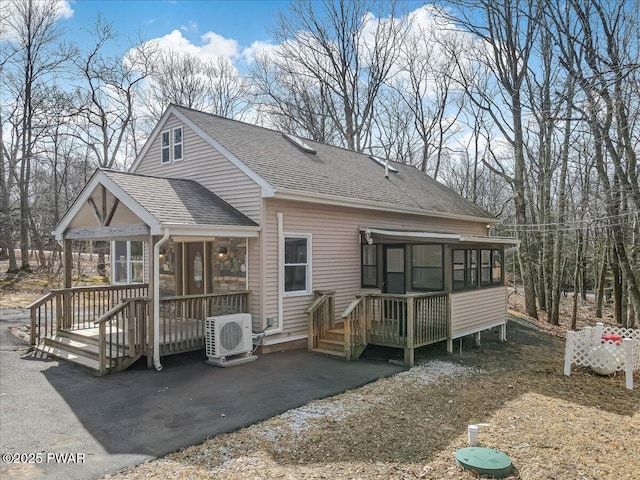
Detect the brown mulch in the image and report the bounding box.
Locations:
[104,297,639,480]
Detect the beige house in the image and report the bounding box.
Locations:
[30,105,517,375]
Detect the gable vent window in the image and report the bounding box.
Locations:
[161,126,184,163]
[282,133,316,154]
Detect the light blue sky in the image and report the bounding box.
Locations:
[58,0,427,69]
[65,0,284,49]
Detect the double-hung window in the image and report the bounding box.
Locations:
[161,131,171,163]
[160,126,183,163]
[112,241,144,284]
[284,235,311,294]
[173,127,183,161]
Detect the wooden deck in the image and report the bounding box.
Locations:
[29,286,251,375]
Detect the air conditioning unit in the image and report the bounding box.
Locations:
[205,313,257,367]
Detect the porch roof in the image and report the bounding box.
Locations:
[360,227,519,246]
[54,169,259,240]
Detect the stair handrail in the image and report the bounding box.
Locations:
[306,290,335,351]
[94,297,149,375]
[341,296,367,360]
[28,290,63,347]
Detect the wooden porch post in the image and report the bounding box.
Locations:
[63,238,73,329]
[147,235,155,368]
[404,296,415,367]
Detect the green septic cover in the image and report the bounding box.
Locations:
[455,447,513,477]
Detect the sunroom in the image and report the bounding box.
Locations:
[308,227,517,367]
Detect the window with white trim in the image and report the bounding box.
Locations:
[112,241,144,284]
[161,131,170,163]
[173,126,183,161]
[160,126,183,163]
[284,235,311,294]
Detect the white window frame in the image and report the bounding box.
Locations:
[161,130,171,163]
[173,126,183,161]
[159,126,184,163]
[282,233,312,297]
[111,241,144,285]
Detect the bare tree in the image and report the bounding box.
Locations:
[141,50,250,126]
[0,0,73,271]
[394,16,463,178]
[257,0,408,152]
[552,0,640,327]
[442,0,545,319]
[72,17,154,169]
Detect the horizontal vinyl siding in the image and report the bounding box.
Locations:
[264,198,490,344]
[134,114,262,223]
[450,286,507,338]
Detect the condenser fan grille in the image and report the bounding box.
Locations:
[219,321,243,351]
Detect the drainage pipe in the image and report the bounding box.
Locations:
[153,229,170,371]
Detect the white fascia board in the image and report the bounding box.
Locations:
[169,107,275,198]
[163,224,260,238]
[359,228,519,245]
[129,108,174,172]
[274,188,498,224]
[361,228,461,241]
[54,170,161,240]
[458,235,520,245]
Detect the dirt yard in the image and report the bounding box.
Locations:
[3,265,638,479]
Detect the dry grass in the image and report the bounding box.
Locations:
[0,254,108,308]
[105,304,639,480]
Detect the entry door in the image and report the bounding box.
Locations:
[185,242,205,295]
[383,246,406,294]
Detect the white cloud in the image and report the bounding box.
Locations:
[241,40,275,64]
[144,28,241,62]
[55,0,74,19]
[199,31,240,58]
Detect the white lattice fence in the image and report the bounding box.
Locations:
[564,322,639,390]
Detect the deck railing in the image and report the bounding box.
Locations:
[306,291,336,351]
[28,284,149,346]
[341,297,367,360]
[159,291,250,355]
[364,292,449,348]
[95,297,149,375]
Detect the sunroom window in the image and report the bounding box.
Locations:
[411,244,443,291]
[455,248,502,290]
[112,241,144,284]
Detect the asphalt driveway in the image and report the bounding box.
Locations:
[0,309,404,480]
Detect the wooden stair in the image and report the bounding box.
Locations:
[312,325,348,360]
[37,329,140,376]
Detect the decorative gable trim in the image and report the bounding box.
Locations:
[53,169,162,240]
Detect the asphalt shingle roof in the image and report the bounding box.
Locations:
[174,105,493,220]
[103,170,257,227]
